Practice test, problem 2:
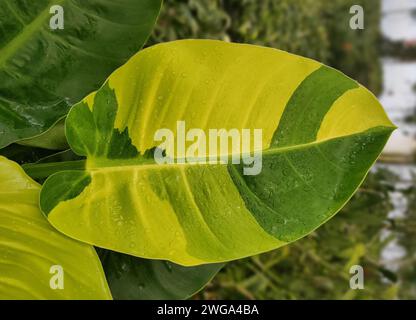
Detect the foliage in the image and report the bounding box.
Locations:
[150,0,382,94]
[38,40,393,266]
[0,0,404,301]
[0,0,161,149]
[323,0,382,95]
[150,0,330,61]
[394,171,416,299]
[198,168,409,299]
[0,157,111,299]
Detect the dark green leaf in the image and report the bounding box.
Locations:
[100,250,223,300]
[0,0,162,148]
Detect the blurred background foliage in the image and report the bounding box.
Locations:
[149,0,382,94]
[148,0,416,300]
[198,168,404,299]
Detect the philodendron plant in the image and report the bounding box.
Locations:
[0,1,394,300]
[0,0,162,149]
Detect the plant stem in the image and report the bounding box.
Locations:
[23,160,86,180]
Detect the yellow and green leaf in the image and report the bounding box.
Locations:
[0,156,111,299]
[40,40,395,266]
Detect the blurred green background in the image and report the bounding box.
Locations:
[148,0,416,300]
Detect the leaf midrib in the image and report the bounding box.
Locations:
[85,126,394,172]
[22,126,394,180]
[0,0,66,68]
